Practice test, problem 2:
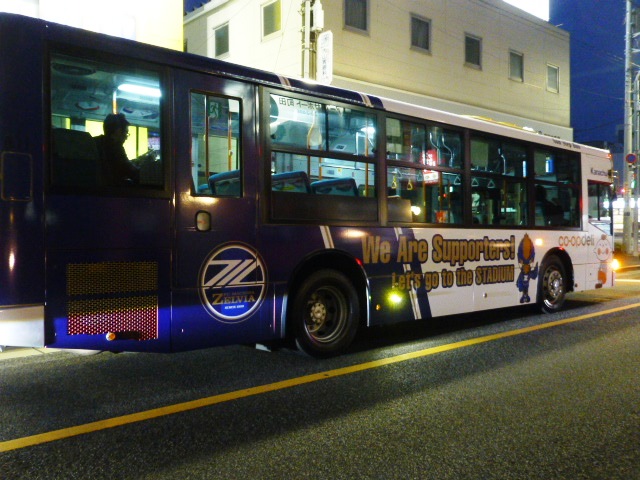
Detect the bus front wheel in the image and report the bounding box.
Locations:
[537,255,566,314]
[291,270,360,358]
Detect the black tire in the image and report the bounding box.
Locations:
[291,270,360,358]
[537,255,566,314]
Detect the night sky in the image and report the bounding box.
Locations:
[550,0,625,146]
[183,0,626,146]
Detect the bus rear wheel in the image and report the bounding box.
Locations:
[291,270,360,358]
[537,255,566,314]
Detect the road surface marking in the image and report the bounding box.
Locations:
[2,302,639,452]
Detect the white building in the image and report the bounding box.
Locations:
[184,0,570,139]
[0,0,183,50]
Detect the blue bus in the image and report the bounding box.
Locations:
[0,13,614,357]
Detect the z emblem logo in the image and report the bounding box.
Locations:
[199,243,267,323]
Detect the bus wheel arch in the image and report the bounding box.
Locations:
[537,249,572,314]
[287,253,368,357]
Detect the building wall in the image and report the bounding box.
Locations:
[185,0,302,76]
[1,0,183,50]
[184,0,571,138]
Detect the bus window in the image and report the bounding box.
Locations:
[427,126,463,169]
[588,181,612,233]
[386,117,463,170]
[534,150,579,183]
[471,137,525,176]
[270,94,325,149]
[386,118,425,163]
[270,152,375,197]
[535,184,579,227]
[50,53,163,189]
[191,93,241,195]
[387,167,462,224]
[471,177,526,226]
[534,148,580,227]
[328,109,376,157]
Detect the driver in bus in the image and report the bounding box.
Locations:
[95,113,141,186]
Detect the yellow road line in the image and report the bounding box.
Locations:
[2,302,639,453]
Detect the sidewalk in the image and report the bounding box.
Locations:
[0,346,62,360]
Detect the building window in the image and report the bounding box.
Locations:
[509,50,524,82]
[345,0,368,32]
[547,64,559,93]
[411,15,431,53]
[465,34,481,68]
[263,0,281,38]
[214,24,229,57]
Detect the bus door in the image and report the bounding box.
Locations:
[45,51,171,352]
[172,72,269,351]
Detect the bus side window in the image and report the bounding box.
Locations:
[191,93,242,196]
[270,94,325,150]
[386,168,463,224]
[50,53,163,190]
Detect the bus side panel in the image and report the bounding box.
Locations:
[0,17,46,346]
[331,226,432,325]
[44,196,172,352]
[170,229,278,351]
[256,225,427,328]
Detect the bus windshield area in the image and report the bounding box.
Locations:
[50,53,164,190]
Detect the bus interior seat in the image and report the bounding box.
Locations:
[310,177,358,196]
[209,170,241,196]
[51,128,100,187]
[272,171,311,193]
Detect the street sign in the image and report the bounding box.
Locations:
[316,31,333,85]
[626,153,637,164]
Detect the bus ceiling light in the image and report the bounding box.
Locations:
[410,205,422,216]
[118,83,161,98]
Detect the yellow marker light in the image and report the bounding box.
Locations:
[611,258,621,271]
[387,292,404,307]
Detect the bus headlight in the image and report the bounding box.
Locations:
[611,258,621,271]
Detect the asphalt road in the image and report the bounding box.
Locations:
[1,272,639,479]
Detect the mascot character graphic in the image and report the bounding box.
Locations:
[517,234,538,303]
[594,234,612,285]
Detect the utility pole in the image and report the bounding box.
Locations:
[300,0,325,80]
[623,0,636,254]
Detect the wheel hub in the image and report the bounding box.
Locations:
[309,301,327,330]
